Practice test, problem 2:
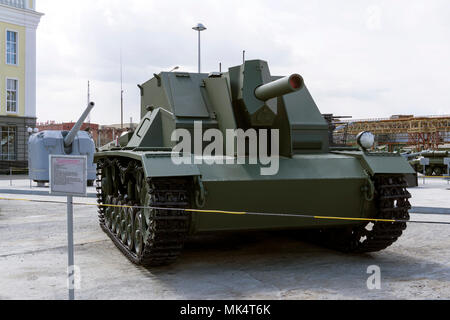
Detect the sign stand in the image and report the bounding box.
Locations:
[420,158,430,185]
[444,158,450,185]
[67,195,75,300]
[49,155,87,301]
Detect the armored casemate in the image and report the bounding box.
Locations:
[29,102,97,186]
[95,60,417,267]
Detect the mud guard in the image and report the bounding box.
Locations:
[141,153,201,178]
[332,151,418,187]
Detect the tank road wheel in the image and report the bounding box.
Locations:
[102,165,113,196]
[127,180,136,201]
[116,198,126,237]
[305,175,411,254]
[120,167,127,185]
[135,168,145,202]
[126,206,137,250]
[120,203,129,244]
[111,197,121,235]
[434,167,443,176]
[97,161,192,267]
[134,211,145,257]
[111,161,119,189]
[104,196,114,230]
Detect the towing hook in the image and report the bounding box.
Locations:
[194,177,206,208]
[362,179,375,202]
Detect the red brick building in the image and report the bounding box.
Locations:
[37,122,135,147]
[37,121,100,146]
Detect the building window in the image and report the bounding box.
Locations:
[0,127,17,160]
[0,1,26,9]
[6,79,18,113]
[6,30,18,65]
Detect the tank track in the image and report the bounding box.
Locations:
[96,161,411,264]
[96,159,191,267]
[305,175,411,253]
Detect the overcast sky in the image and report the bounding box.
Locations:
[36,0,450,125]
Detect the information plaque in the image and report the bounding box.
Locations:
[50,155,87,197]
[420,158,430,166]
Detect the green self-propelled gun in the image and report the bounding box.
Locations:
[95,60,417,267]
[409,151,449,176]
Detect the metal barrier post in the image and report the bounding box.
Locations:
[50,155,87,301]
[10,168,12,186]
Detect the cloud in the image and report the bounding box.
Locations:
[36,0,450,125]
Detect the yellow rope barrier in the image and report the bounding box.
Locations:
[423,176,450,179]
[314,216,396,223]
[0,197,449,225]
[186,209,247,215]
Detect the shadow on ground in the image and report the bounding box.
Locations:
[124,230,450,299]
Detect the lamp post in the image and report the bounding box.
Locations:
[192,23,207,73]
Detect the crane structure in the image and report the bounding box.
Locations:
[334,115,450,151]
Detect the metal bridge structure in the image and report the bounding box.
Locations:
[334,115,450,151]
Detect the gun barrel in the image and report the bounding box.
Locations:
[401,152,422,160]
[255,74,304,101]
[64,102,95,148]
[421,151,449,158]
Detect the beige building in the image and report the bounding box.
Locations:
[0,0,43,170]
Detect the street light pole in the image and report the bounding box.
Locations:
[120,49,124,130]
[197,31,201,73]
[192,23,207,73]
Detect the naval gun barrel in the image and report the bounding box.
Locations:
[64,102,95,148]
[255,74,304,101]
